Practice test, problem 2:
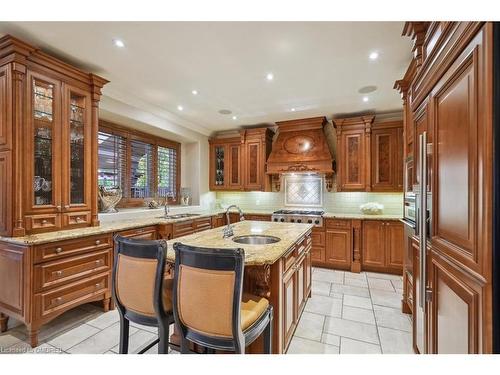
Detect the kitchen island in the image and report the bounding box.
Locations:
[164,220,313,354]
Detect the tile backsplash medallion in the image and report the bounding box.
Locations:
[216,191,403,215]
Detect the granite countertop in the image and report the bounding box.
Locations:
[164,221,313,266]
[0,207,401,246]
[323,212,402,220]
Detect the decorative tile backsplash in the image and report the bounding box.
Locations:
[284,175,323,207]
[216,190,403,215]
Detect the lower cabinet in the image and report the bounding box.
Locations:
[282,265,297,349]
[362,220,403,274]
[325,219,353,270]
[116,226,157,240]
[282,235,312,352]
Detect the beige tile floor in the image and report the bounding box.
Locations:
[0,267,414,354]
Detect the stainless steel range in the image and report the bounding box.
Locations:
[271,209,324,227]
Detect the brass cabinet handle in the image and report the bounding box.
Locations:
[95,240,101,245]
[54,297,63,304]
[42,219,47,224]
[95,283,101,288]
[55,247,63,254]
[55,270,63,276]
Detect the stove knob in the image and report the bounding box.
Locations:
[291,219,295,223]
[308,219,313,224]
[280,218,285,222]
[297,219,302,223]
[315,220,320,225]
[273,218,278,222]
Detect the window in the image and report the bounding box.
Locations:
[98,131,126,189]
[130,139,153,198]
[157,145,178,199]
[97,121,180,206]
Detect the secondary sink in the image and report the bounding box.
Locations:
[159,213,201,219]
[232,235,281,245]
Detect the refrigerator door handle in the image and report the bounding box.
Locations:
[419,132,428,309]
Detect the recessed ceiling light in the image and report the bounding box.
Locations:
[113,39,125,48]
[266,73,274,81]
[362,97,369,102]
[369,51,379,60]
[191,90,198,95]
[291,108,296,112]
[177,105,184,111]
[218,109,232,115]
[232,116,237,120]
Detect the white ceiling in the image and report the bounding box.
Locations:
[0,22,411,135]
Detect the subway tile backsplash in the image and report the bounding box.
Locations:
[216,191,403,215]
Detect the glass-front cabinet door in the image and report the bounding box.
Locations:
[210,143,227,190]
[27,72,62,220]
[62,84,92,224]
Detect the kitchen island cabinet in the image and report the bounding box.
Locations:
[164,220,313,354]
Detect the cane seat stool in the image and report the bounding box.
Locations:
[112,236,175,354]
[172,242,273,354]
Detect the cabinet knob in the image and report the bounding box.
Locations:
[95,260,101,266]
[56,270,63,276]
[55,297,63,303]
[95,240,101,245]
[95,283,101,288]
[56,206,62,212]
[76,217,82,222]
[65,205,70,210]
[55,247,63,254]
[42,219,47,224]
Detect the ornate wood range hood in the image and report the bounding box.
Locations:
[266,116,335,191]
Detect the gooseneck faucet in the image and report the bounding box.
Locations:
[223,205,245,238]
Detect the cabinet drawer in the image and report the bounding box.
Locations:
[34,249,111,292]
[25,214,61,232]
[117,226,157,240]
[244,214,271,221]
[283,246,297,272]
[34,273,108,319]
[311,231,325,247]
[34,234,112,264]
[63,211,91,228]
[325,219,351,229]
[173,220,195,238]
[194,217,212,232]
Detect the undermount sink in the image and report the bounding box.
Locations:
[159,213,201,219]
[232,235,281,245]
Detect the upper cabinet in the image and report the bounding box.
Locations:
[334,116,403,192]
[0,35,108,237]
[209,128,273,191]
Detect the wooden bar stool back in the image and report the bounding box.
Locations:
[172,242,273,354]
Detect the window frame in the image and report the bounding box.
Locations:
[99,120,181,207]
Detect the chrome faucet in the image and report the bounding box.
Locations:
[164,193,173,217]
[223,205,245,238]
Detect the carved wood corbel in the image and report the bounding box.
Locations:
[245,264,271,298]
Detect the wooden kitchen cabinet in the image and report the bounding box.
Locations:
[371,122,404,192]
[333,116,403,192]
[116,226,157,240]
[362,220,403,274]
[209,127,273,191]
[0,35,107,237]
[325,221,352,270]
[209,137,242,191]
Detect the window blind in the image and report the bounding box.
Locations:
[98,131,126,191]
[157,145,178,199]
[130,139,154,198]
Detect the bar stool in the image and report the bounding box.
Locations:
[172,242,273,354]
[112,235,175,354]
